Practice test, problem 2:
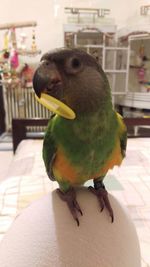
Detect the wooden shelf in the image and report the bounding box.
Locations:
[17,49,41,56]
[0,21,37,30]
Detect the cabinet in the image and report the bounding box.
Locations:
[115,9,150,116]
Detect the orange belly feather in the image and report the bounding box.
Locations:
[53,140,123,185]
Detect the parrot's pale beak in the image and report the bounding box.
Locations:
[35,93,76,120]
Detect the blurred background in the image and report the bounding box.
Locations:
[0,2,150,266]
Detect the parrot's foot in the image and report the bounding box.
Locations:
[88,181,114,223]
[56,187,83,226]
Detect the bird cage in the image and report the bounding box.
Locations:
[0,21,49,133]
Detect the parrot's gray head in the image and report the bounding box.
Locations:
[33,48,112,115]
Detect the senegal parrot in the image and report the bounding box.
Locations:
[33,48,127,226]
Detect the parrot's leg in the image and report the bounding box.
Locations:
[56,187,83,226]
[88,178,114,223]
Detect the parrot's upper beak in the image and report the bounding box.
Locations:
[32,69,46,98]
[32,60,76,120]
[33,60,63,99]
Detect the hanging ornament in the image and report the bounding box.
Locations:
[2,61,11,79]
[18,30,27,50]
[4,31,9,50]
[9,27,19,69]
[10,48,19,69]
[20,63,34,87]
[3,31,10,59]
[31,29,37,52]
[3,50,10,59]
[10,27,17,49]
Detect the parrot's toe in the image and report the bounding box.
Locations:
[56,187,83,226]
[88,185,114,223]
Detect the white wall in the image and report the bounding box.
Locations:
[0,0,148,56]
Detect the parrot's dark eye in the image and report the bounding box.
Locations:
[71,58,80,68]
[65,56,83,74]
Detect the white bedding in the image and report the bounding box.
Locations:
[0,138,149,238]
[0,140,58,242]
[0,138,150,266]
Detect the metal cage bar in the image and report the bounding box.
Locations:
[3,86,51,131]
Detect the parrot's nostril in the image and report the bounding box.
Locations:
[51,78,61,85]
[46,77,62,95]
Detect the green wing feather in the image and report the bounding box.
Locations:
[42,117,57,181]
[116,112,127,158]
[120,129,127,158]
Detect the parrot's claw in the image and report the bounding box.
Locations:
[88,185,114,223]
[56,188,83,226]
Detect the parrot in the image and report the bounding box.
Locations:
[33,48,127,226]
